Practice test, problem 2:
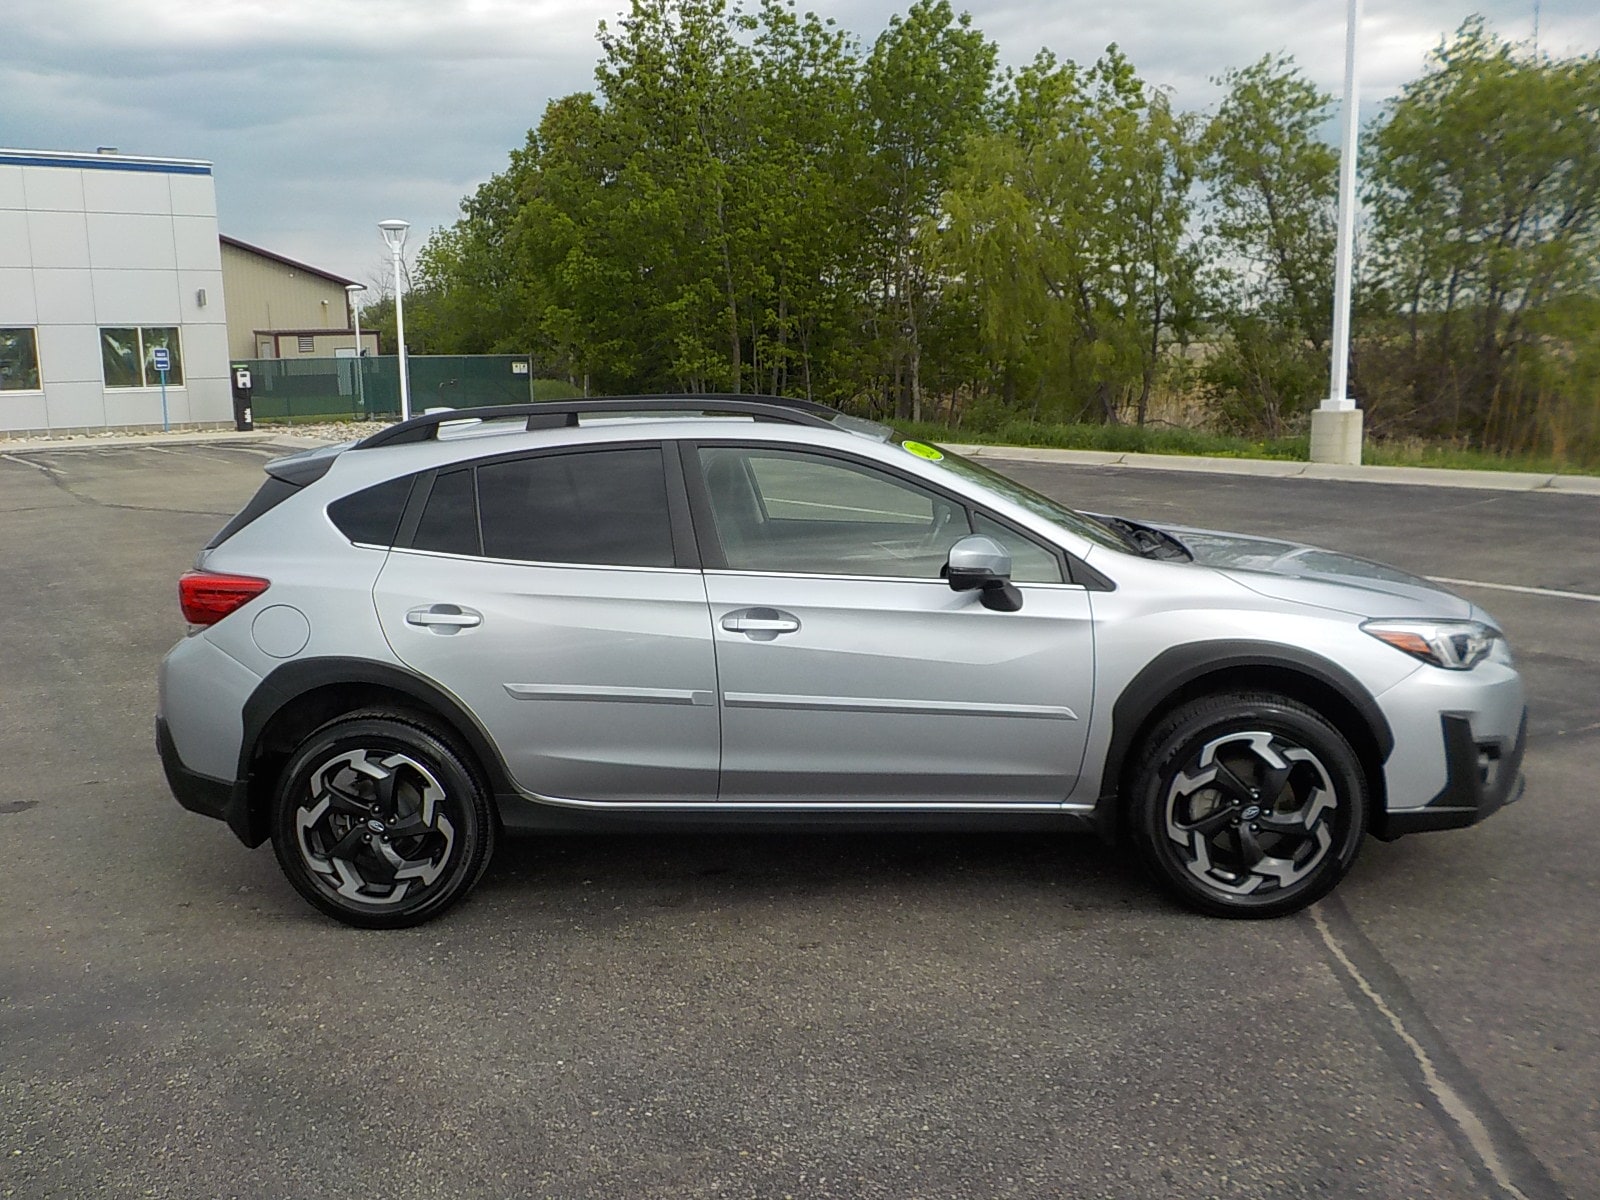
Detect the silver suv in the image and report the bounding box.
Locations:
[157,396,1526,927]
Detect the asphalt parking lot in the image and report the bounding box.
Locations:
[1,439,1596,1200]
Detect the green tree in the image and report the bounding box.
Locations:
[939,47,1199,426]
[858,0,997,419]
[1364,19,1600,453]
[1198,55,1338,435]
[1084,48,1201,426]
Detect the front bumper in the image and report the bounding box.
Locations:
[1376,706,1527,838]
[157,717,255,845]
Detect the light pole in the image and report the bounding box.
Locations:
[345,282,367,418]
[378,218,411,422]
[1311,0,1365,465]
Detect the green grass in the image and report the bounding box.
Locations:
[1357,440,1599,475]
[894,419,1600,476]
[894,419,1310,461]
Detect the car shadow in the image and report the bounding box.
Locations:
[475,828,1150,916]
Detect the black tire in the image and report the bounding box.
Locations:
[1127,692,1368,918]
[270,709,495,929]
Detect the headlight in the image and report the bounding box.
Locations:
[1361,619,1504,670]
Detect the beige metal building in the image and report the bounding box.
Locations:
[219,235,379,360]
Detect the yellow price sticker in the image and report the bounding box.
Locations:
[901,440,944,462]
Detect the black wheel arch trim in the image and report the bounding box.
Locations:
[231,657,518,848]
[1095,640,1394,842]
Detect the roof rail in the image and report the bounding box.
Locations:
[352,394,846,449]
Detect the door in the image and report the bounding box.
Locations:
[691,443,1095,806]
[373,444,720,802]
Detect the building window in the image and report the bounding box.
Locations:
[100,327,184,388]
[0,328,41,391]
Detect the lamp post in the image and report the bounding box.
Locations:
[345,282,367,418]
[1311,0,1365,465]
[378,218,411,422]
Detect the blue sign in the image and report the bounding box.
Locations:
[152,347,171,373]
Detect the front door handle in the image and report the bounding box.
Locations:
[721,608,800,639]
[406,604,482,632]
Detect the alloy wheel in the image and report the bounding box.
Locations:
[1163,730,1338,898]
[294,748,458,908]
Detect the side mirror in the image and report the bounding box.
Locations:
[946,535,1023,612]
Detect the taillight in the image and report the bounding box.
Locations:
[179,571,270,626]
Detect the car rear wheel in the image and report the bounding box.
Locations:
[1128,692,1368,918]
[270,710,494,928]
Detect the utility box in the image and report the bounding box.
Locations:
[231,365,254,432]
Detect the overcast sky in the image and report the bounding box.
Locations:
[4,0,1595,293]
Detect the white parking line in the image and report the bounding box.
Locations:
[1310,905,1536,1200]
[1427,576,1600,604]
[0,453,55,474]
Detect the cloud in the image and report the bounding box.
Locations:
[3,0,1595,284]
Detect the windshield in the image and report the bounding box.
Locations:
[908,442,1130,552]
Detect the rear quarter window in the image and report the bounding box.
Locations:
[327,475,415,547]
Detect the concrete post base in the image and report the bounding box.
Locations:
[1310,407,1364,465]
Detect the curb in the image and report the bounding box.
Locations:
[944,444,1600,495]
[0,429,289,453]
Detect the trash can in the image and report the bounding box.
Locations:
[231,365,254,432]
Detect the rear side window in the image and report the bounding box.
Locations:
[328,476,415,547]
[414,468,480,556]
[477,447,674,567]
[408,447,675,568]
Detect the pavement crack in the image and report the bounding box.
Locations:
[2,454,231,517]
[1304,895,1568,1200]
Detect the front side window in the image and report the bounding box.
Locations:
[926,445,1128,553]
[410,447,675,568]
[699,446,969,578]
[0,328,40,391]
[100,327,184,388]
[972,513,1064,584]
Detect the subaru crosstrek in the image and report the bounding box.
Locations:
[157,396,1526,927]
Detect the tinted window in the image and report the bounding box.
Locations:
[476,447,674,567]
[414,469,480,556]
[328,476,415,547]
[699,446,968,578]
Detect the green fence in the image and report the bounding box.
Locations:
[240,355,582,422]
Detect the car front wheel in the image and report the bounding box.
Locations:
[270,710,494,928]
[1128,692,1368,918]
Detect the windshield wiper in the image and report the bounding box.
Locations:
[1089,514,1193,562]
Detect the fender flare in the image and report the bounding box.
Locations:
[234,657,518,844]
[1096,640,1394,837]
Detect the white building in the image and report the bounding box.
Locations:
[0,147,232,435]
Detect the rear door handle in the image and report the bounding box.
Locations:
[721,608,800,638]
[406,604,482,631]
